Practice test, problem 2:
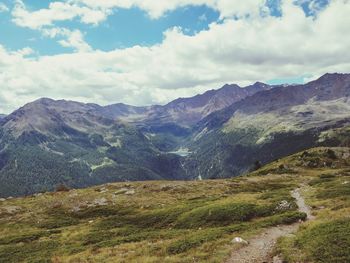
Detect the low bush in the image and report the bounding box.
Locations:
[260,211,307,227]
[71,206,133,220]
[0,231,56,245]
[37,209,79,229]
[167,228,224,254]
[0,240,59,262]
[317,184,350,199]
[295,219,350,262]
[128,206,188,229]
[55,184,70,192]
[175,202,272,229]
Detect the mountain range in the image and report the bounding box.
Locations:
[0,73,349,197]
[188,73,350,179]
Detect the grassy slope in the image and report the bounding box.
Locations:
[0,147,349,262]
[272,149,350,262]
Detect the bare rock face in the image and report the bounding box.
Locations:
[135,82,271,127]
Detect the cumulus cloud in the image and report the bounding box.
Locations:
[12,0,109,29]
[0,0,349,113]
[12,1,93,52]
[0,2,8,12]
[12,0,266,29]
[295,0,330,15]
[42,28,92,52]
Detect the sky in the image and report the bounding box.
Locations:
[0,0,349,113]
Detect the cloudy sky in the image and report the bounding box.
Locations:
[0,0,349,113]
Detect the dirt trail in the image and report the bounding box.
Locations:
[291,188,314,220]
[225,188,313,263]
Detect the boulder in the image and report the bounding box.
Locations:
[231,237,249,245]
[125,189,136,195]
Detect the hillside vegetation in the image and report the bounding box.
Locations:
[0,147,349,262]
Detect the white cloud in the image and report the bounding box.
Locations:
[57,31,92,52]
[12,0,110,29]
[295,0,330,15]
[0,0,349,113]
[12,0,266,30]
[11,0,99,52]
[13,47,34,57]
[0,2,8,12]
[42,28,92,52]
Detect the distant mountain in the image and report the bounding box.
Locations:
[187,73,350,179]
[92,103,150,121]
[0,114,5,119]
[0,99,186,197]
[0,81,269,197]
[197,73,350,130]
[1,73,349,197]
[102,82,271,129]
[1,98,100,138]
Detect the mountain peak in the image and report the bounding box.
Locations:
[315,72,350,82]
[252,81,268,87]
[221,83,240,90]
[34,97,55,105]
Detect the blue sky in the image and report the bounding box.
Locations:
[1,3,221,55]
[0,0,348,113]
[1,1,222,55]
[0,0,327,55]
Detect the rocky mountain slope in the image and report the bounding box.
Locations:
[0,99,186,197]
[0,147,349,262]
[125,82,271,128]
[91,82,271,136]
[186,73,350,179]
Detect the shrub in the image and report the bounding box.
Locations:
[261,211,307,227]
[55,184,70,192]
[326,149,337,160]
[295,219,350,262]
[167,229,224,254]
[0,240,59,262]
[317,184,350,199]
[37,209,79,229]
[319,173,336,179]
[71,205,135,220]
[253,160,262,171]
[37,216,79,229]
[0,231,52,245]
[175,202,270,228]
